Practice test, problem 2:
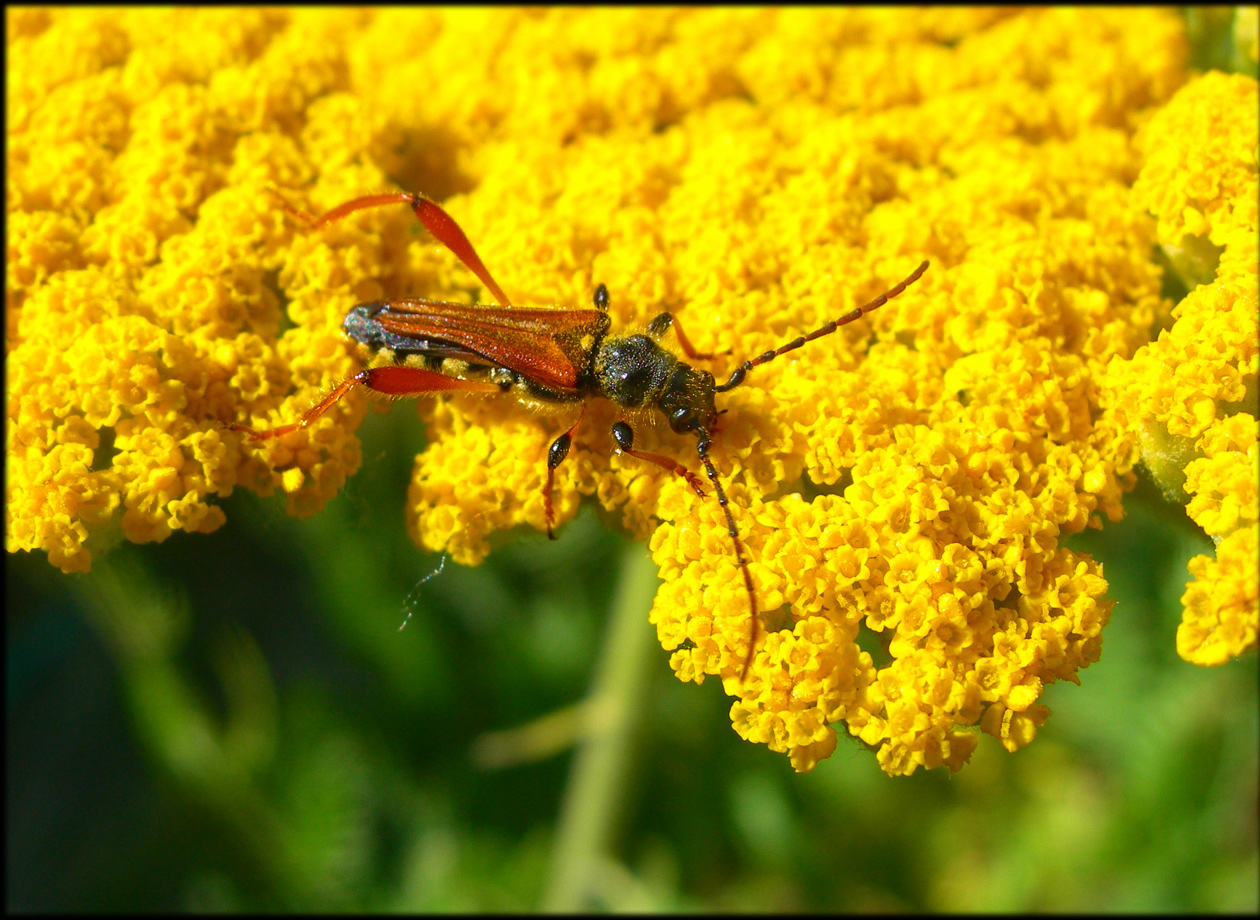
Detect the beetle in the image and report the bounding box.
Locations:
[231,188,929,679]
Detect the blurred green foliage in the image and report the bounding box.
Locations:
[10,394,1257,912]
[7,8,1258,911]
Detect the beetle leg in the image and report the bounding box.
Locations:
[610,421,706,496]
[267,186,512,306]
[229,366,500,442]
[544,408,585,538]
[645,312,723,361]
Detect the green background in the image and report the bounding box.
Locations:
[9,383,1258,912]
[7,9,1258,912]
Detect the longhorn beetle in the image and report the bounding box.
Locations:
[231,188,929,680]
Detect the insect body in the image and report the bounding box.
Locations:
[232,189,929,680]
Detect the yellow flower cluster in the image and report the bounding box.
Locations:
[7,9,1195,773]
[1107,72,1259,667]
[7,9,395,570]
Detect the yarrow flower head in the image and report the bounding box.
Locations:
[1106,71,1259,667]
[7,9,1212,775]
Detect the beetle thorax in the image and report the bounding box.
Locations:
[593,334,677,409]
[593,334,717,434]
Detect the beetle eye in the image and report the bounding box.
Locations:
[670,406,695,430]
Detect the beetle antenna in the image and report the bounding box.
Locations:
[715,260,928,393]
[696,436,759,681]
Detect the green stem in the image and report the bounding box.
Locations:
[541,545,660,912]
